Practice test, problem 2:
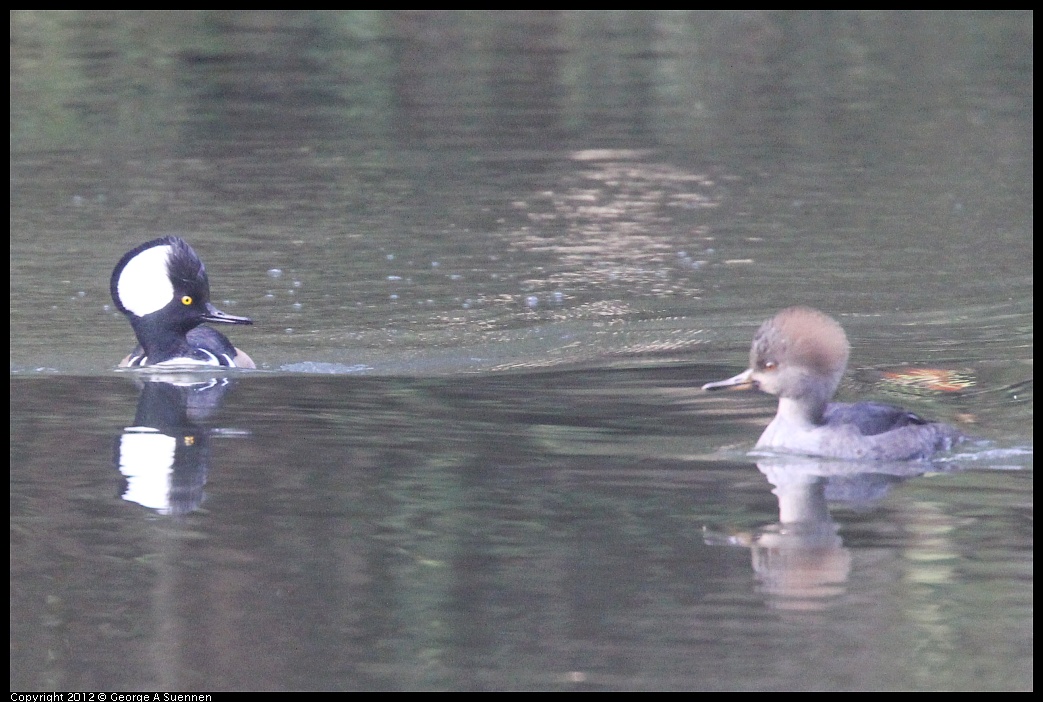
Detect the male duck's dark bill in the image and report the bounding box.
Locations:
[203,302,253,325]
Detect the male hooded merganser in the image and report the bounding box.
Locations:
[111,236,255,368]
[703,306,964,460]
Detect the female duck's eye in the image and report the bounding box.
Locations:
[763,360,777,371]
[181,296,193,306]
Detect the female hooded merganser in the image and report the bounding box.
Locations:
[703,306,964,460]
[111,236,255,368]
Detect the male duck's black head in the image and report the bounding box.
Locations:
[111,236,255,368]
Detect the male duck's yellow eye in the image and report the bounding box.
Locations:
[181,295,193,306]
